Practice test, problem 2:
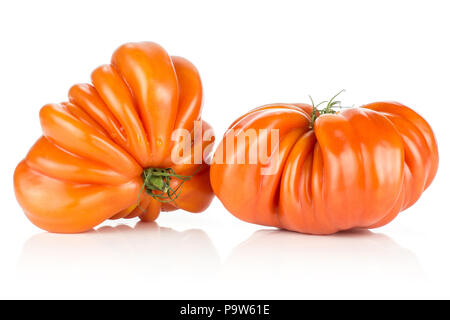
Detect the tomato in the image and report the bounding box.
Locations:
[14,42,214,233]
[210,97,438,235]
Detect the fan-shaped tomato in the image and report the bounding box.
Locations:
[210,97,438,234]
[14,42,214,233]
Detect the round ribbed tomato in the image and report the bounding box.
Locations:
[210,99,438,234]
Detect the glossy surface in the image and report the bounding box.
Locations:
[14,42,214,233]
[210,102,438,234]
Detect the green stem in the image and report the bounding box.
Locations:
[136,167,200,212]
[309,89,346,128]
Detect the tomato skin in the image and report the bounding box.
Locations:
[14,42,214,233]
[210,102,438,235]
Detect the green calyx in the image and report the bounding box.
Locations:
[136,167,198,211]
[142,168,173,194]
[309,89,347,129]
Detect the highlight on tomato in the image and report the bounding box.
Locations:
[14,42,215,233]
[210,91,438,235]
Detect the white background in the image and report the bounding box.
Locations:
[0,0,449,299]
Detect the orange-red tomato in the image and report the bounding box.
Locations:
[210,101,438,234]
[14,42,214,233]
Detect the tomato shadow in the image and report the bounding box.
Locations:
[16,221,221,298]
[220,228,425,299]
[16,222,425,298]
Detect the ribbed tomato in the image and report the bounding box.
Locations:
[210,98,438,234]
[14,42,214,233]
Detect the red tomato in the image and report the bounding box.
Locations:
[210,100,438,234]
[14,42,214,233]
